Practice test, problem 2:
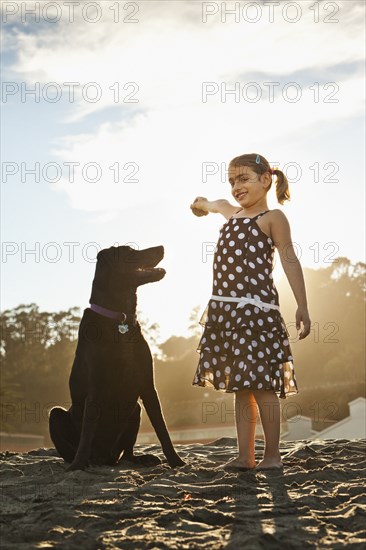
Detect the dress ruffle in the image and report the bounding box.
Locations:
[193,300,299,399]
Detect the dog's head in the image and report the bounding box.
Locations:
[94,245,166,287]
[90,246,165,311]
[89,245,166,311]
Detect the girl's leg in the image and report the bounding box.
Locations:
[252,389,283,468]
[217,389,258,469]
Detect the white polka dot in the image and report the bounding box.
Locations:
[258,365,264,372]
[235,374,241,381]
[249,245,256,252]
[225,366,231,374]
[258,241,264,248]
[219,382,226,388]
[204,362,210,368]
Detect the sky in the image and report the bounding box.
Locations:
[1,0,365,343]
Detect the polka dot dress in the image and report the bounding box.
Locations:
[192,209,299,399]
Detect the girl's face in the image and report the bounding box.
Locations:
[228,164,268,207]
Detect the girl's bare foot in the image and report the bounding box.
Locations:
[215,456,256,471]
[255,454,283,470]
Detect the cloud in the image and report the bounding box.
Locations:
[3,0,365,214]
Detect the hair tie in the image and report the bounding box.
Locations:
[270,166,278,175]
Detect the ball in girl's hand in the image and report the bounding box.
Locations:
[191,207,208,217]
[190,196,209,217]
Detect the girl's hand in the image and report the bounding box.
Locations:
[190,196,209,217]
[295,306,311,340]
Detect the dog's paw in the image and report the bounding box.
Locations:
[66,461,88,472]
[135,454,162,467]
[167,455,186,468]
[119,453,161,467]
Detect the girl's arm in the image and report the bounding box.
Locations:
[270,209,311,340]
[190,197,239,220]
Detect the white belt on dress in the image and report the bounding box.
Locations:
[210,294,280,312]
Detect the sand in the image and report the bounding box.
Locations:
[1,437,365,549]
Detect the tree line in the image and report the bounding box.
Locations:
[1,257,364,445]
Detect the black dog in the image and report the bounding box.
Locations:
[49,245,185,471]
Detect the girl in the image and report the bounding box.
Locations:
[190,153,311,471]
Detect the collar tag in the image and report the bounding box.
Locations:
[118,323,129,334]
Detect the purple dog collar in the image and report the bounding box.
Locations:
[90,303,126,321]
[89,303,137,334]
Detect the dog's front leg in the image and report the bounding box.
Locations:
[141,389,185,468]
[66,398,100,471]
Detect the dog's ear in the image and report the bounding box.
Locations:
[96,246,133,268]
[96,249,109,262]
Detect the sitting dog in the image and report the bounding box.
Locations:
[49,245,185,471]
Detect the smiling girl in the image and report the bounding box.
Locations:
[190,152,311,471]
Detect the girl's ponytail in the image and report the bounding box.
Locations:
[272,169,290,205]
